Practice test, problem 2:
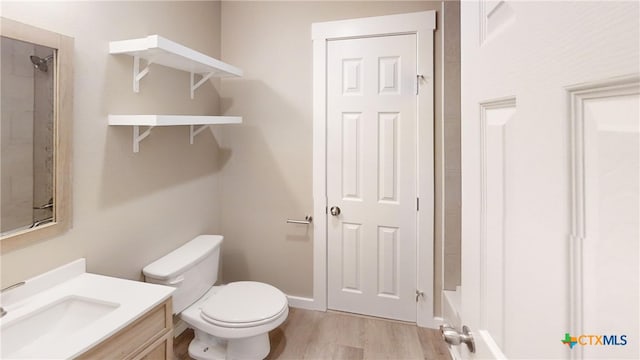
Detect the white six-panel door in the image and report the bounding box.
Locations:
[461,1,639,359]
[326,34,417,321]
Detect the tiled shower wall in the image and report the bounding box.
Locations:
[0,37,54,233]
[32,46,55,222]
[1,37,35,233]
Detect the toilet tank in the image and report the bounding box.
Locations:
[143,235,223,314]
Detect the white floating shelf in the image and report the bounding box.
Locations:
[108,115,242,126]
[108,115,242,153]
[109,35,243,97]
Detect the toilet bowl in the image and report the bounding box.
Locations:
[143,235,288,360]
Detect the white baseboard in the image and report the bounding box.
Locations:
[418,315,446,329]
[442,288,462,328]
[286,295,319,311]
[449,344,461,360]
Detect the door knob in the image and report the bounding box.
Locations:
[330,206,341,216]
[439,324,475,353]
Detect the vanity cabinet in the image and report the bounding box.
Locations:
[77,298,173,360]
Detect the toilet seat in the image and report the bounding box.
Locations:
[200,281,288,329]
[203,304,288,329]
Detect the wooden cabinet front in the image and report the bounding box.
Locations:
[77,298,173,360]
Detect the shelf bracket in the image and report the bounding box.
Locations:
[132,125,154,153]
[190,72,215,99]
[133,56,154,93]
[189,124,211,144]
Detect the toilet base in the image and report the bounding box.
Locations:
[188,335,225,360]
[228,333,270,359]
[188,328,271,360]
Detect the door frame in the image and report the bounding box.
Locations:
[311,11,437,327]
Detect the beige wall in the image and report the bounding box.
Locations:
[1,1,224,286]
[219,1,460,312]
[0,0,462,318]
[442,0,461,291]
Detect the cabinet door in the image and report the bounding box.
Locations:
[139,335,172,360]
[78,299,173,360]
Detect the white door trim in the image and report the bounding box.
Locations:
[312,11,437,327]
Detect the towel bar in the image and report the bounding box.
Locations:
[286,215,313,224]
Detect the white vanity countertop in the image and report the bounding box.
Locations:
[0,259,175,359]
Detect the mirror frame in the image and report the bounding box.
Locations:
[1,17,73,252]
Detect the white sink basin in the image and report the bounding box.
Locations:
[1,295,119,357]
[0,259,174,359]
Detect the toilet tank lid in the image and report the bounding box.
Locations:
[143,235,223,281]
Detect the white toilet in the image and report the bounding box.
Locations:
[143,235,289,360]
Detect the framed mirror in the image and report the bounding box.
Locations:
[1,18,73,252]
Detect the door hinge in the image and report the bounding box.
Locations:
[416,74,425,95]
[416,197,420,211]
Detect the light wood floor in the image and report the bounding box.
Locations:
[174,308,451,360]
